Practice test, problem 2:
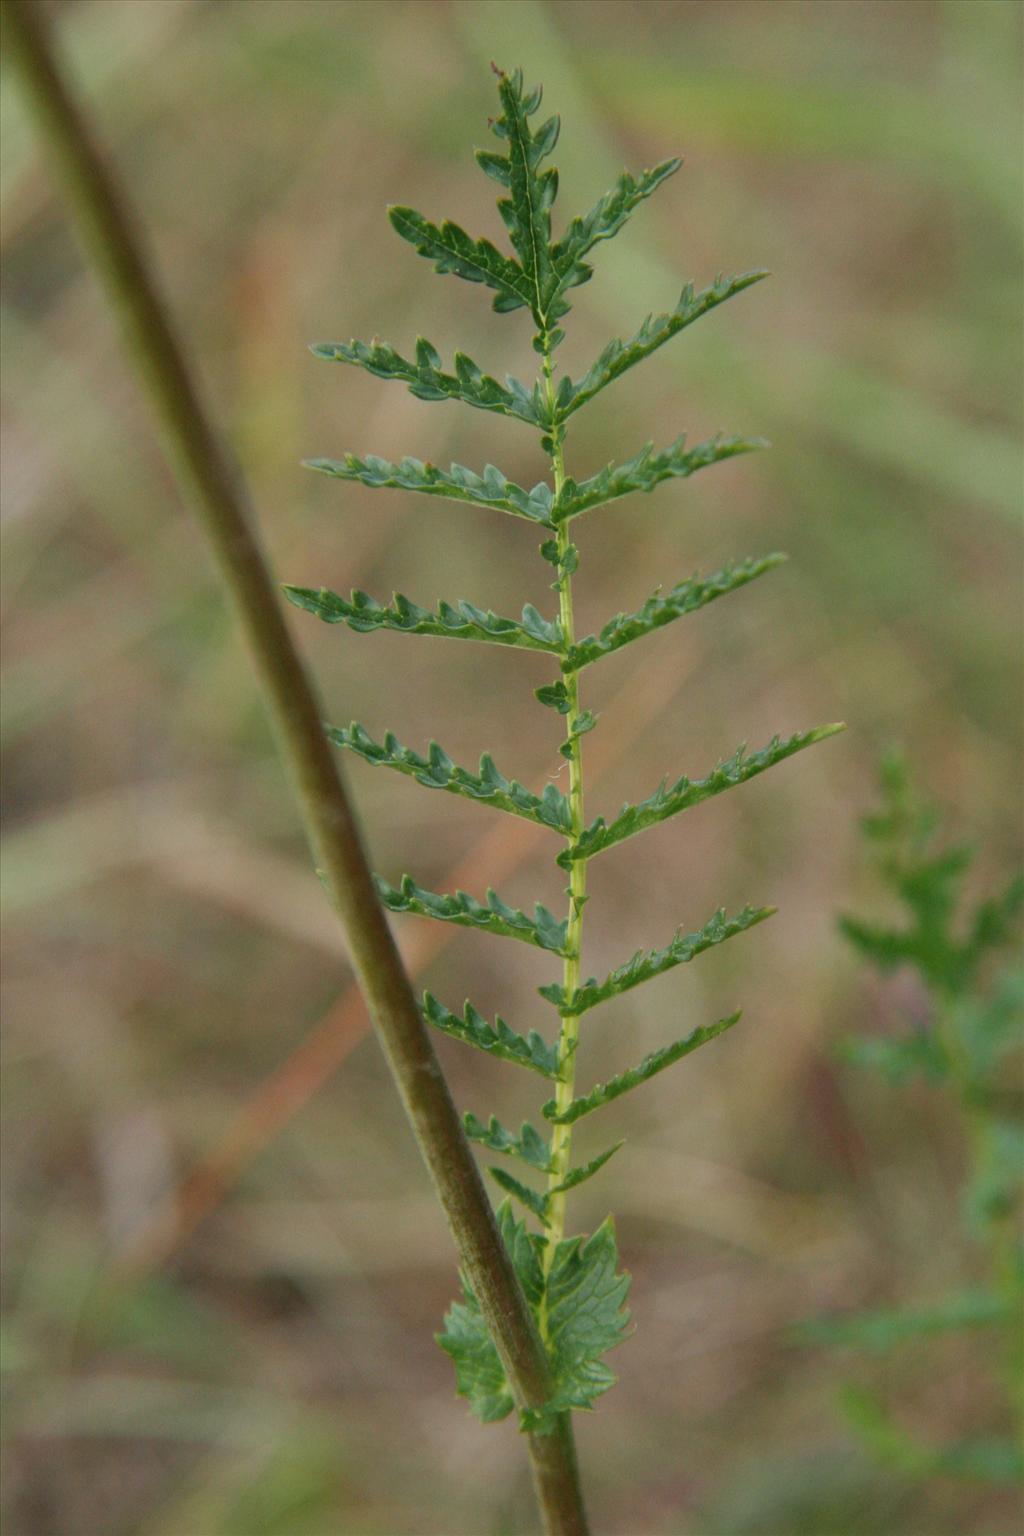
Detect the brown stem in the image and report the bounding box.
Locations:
[2,3,588,1530]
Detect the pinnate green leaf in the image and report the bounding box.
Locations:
[304,451,555,527]
[541,906,772,1016]
[301,67,813,1446]
[564,726,845,864]
[422,992,559,1078]
[555,272,769,418]
[552,433,767,524]
[387,204,531,313]
[377,874,569,954]
[283,584,561,654]
[463,1111,553,1171]
[310,335,543,424]
[562,555,786,673]
[543,1013,742,1125]
[327,722,571,833]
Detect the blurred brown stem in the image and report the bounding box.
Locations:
[3,2,587,1529]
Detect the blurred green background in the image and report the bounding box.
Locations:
[2,1,1021,1532]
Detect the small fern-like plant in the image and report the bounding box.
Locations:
[805,754,1023,1486]
[286,67,842,1442]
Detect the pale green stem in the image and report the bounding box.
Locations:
[540,342,587,1274]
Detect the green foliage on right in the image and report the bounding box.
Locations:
[806,753,1024,1486]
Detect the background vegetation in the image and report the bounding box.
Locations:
[2,1,1020,1532]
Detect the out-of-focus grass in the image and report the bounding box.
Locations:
[2,2,1021,1532]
